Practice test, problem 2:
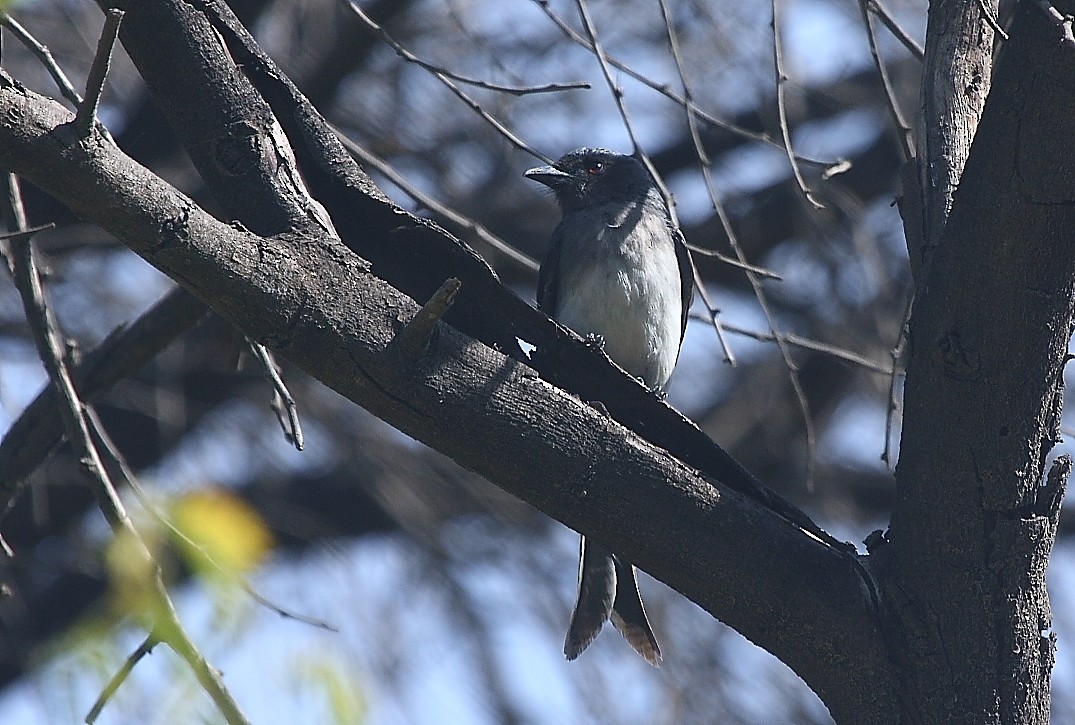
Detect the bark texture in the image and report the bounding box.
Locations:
[911,0,996,275]
[887,3,1075,722]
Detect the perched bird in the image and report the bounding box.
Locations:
[525,148,694,665]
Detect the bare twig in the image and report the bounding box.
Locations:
[342,0,553,164]
[689,312,894,375]
[532,0,845,171]
[691,276,736,365]
[771,0,824,210]
[570,0,677,213]
[0,223,56,274]
[247,339,304,451]
[696,162,820,487]
[4,174,250,725]
[75,9,123,137]
[657,0,708,174]
[686,245,783,280]
[0,14,85,109]
[85,635,159,724]
[977,0,1009,41]
[858,0,914,162]
[882,293,913,466]
[866,0,925,61]
[654,0,737,364]
[331,126,539,272]
[349,0,587,96]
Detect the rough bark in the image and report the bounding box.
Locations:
[911,0,996,277]
[885,3,1075,722]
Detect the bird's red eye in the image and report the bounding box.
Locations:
[586,162,604,176]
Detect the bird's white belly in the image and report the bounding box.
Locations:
[556,243,682,389]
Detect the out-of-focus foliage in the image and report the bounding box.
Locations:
[170,488,274,577]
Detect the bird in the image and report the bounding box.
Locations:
[525,148,694,665]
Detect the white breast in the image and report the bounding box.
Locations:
[554,206,683,390]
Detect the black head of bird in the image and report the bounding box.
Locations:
[524,148,654,213]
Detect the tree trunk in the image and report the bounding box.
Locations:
[884,2,1075,722]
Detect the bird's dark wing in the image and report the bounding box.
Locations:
[536,222,566,317]
[673,225,695,344]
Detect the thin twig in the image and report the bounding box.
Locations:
[771,0,824,210]
[4,174,251,725]
[658,0,708,174]
[532,0,845,171]
[686,245,783,280]
[866,0,925,61]
[331,126,539,272]
[976,0,1009,41]
[0,223,56,267]
[882,292,913,466]
[695,161,820,487]
[691,276,736,365]
[348,0,588,96]
[247,338,304,451]
[75,9,124,137]
[85,635,159,724]
[342,0,553,164]
[454,79,590,96]
[0,14,85,108]
[857,0,913,162]
[689,312,894,375]
[570,0,678,215]
[655,0,736,364]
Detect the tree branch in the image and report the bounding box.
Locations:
[890,3,1075,720]
[0,76,898,722]
[911,0,996,274]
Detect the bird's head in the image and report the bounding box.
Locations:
[525,148,653,212]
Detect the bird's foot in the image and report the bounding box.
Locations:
[648,385,668,402]
[583,333,606,350]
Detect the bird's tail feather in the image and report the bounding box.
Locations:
[610,558,662,666]
[564,537,662,666]
[564,537,616,660]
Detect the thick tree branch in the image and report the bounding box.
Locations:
[910,0,996,278]
[0,78,898,722]
[168,0,837,547]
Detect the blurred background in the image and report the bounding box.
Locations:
[0,0,1071,723]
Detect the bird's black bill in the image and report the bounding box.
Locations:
[524,165,572,188]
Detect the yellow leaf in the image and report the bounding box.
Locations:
[170,489,273,576]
